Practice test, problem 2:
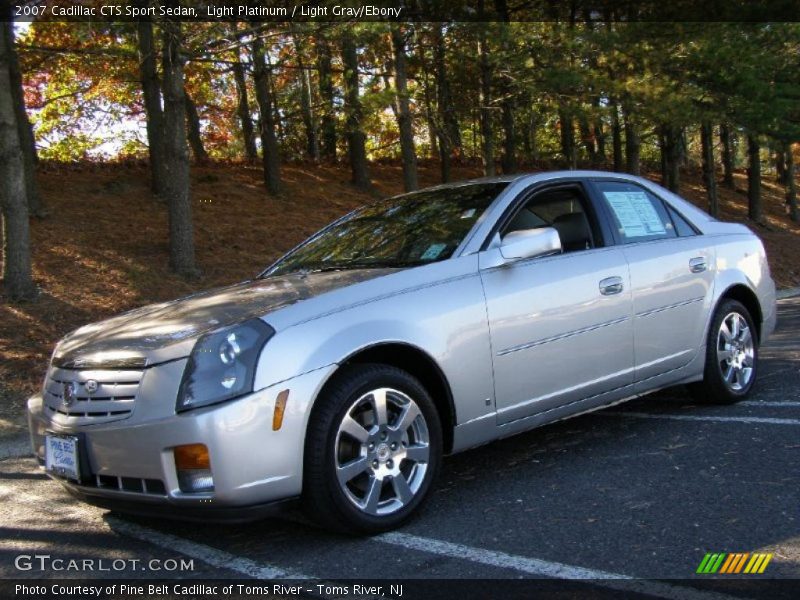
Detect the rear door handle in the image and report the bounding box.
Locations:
[599,276,624,296]
[689,257,707,273]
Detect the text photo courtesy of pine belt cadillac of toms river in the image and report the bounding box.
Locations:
[28,171,776,533]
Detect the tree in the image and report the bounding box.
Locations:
[137,18,167,196]
[293,32,320,162]
[390,25,418,192]
[3,21,40,216]
[229,24,257,163]
[0,22,36,300]
[720,124,735,188]
[747,135,762,223]
[610,101,622,171]
[786,144,798,222]
[316,35,337,161]
[559,109,576,169]
[231,56,257,162]
[160,12,196,275]
[477,22,495,176]
[623,106,640,175]
[251,34,282,195]
[700,121,718,217]
[341,30,370,190]
[661,124,681,193]
[433,24,460,182]
[184,89,209,164]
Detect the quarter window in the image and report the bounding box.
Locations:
[666,205,698,237]
[595,181,677,244]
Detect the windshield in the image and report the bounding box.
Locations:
[266,182,508,276]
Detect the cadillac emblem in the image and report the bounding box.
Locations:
[84,379,99,395]
[62,382,77,406]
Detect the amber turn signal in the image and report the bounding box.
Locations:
[173,443,210,470]
[272,389,289,431]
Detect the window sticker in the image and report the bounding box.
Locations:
[460,208,476,219]
[421,243,447,260]
[603,191,666,238]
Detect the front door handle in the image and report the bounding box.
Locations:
[599,276,624,296]
[689,257,707,273]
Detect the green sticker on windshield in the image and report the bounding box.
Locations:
[421,243,447,260]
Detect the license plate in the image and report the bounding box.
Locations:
[45,434,80,481]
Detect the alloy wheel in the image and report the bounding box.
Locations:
[334,387,430,516]
[716,311,755,392]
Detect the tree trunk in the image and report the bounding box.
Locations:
[477,25,494,177]
[497,20,516,174]
[137,19,167,196]
[415,37,438,160]
[231,48,257,163]
[660,124,681,193]
[293,36,319,162]
[500,101,516,173]
[391,26,418,192]
[774,145,787,185]
[3,21,40,217]
[251,35,282,195]
[266,51,284,144]
[160,13,196,276]
[720,123,735,188]
[579,117,597,165]
[611,101,622,172]
[316,37,337,161]
[700,121,718,217]
[559,109,576,170]
[747,135,762,223]
[341,32,370,190]
[434,24,460,182]
[0,23,36,300]
[623,106,640,175]
[786,144,798,222]
[594,117,607,163]
[184,90,208,164]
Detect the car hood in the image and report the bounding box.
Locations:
[53,268,396,369]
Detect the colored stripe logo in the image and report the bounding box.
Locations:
[697,552,772,574]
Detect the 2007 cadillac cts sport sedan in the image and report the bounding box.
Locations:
[28,171,776,532]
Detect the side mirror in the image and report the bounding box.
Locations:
[499,227,562,262]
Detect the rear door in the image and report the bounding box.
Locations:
[588,180,715,385]
[479,182,635,425]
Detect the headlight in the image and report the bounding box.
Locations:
[176,319,274,412]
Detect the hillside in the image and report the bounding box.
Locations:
[1,161,798,427]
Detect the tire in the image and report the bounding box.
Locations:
[689,299,758,404]
[303,363,442,534]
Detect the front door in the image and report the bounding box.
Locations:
[479,184,635,425]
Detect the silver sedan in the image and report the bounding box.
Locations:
[28,171,776,532]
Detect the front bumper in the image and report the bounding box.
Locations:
[28,363,336,520]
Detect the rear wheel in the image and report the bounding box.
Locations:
[689,299,758,404]
[303,364,442,533]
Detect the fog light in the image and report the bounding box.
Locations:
[174,444,214,493]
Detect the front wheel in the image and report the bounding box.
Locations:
[689,299,758,404]
[303,364,442,533]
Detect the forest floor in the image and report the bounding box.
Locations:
[1,160,798,429]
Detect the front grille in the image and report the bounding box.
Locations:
[43,366,143,426]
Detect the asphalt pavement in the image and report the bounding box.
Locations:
[1,297,798,597]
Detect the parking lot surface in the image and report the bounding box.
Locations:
[1,298,798,597]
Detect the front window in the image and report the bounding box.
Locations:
[266,182,508,276]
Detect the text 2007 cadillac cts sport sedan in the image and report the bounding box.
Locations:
[28,171,776,532]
